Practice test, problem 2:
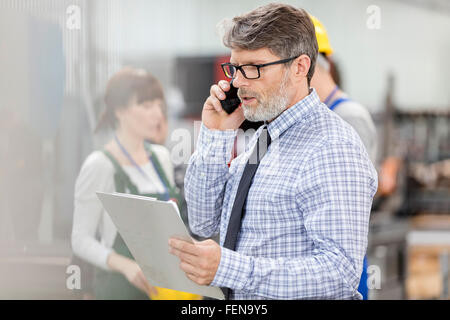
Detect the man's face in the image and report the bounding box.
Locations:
[230,48,292,122]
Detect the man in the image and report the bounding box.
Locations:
[169,3,378,299]
[310,16,377,164]
[309,16,378,299]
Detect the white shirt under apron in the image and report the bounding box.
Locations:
[333,96,378,164]
[71,144,174,271]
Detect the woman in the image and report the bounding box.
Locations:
[71,67,197,300]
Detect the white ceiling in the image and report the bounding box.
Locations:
[396,0,450,14]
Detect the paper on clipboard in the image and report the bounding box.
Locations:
[96,191,224,300]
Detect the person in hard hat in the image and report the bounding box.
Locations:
[310,15,378,300]
[310,15,377,165]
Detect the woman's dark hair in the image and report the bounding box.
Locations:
[95,67,166,132]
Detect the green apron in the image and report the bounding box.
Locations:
[94,144,184,300]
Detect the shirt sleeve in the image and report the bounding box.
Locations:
[184,123,237,238]
[210,140,378,299]
[71,152,115,271]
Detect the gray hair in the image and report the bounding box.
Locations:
[218,3,318,84]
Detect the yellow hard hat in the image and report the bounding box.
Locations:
[310,15,334,56]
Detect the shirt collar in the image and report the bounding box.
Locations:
[265,88,321,141]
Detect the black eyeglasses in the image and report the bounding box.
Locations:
[221,55,299,80]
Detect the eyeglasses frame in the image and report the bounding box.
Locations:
[221,55,300,80]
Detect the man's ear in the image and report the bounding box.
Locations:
[293,54,311,81]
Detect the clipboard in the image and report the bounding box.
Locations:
[96,191,224,300]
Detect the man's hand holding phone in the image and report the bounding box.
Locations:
[202,80,245,131]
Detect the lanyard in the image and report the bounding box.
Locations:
[114,134,170,200]
[323,85,339,106]
[328,97,350,111]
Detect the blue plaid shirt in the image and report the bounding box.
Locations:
[184,89,378,300]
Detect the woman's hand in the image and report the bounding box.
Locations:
[122,260,155,294]
[107,252,157,295]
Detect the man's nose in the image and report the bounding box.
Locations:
[232,69,248,88]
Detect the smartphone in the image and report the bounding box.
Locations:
[220,80,241,114]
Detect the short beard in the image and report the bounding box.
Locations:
[240,70,291,122]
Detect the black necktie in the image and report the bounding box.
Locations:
[221,127,272,299]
